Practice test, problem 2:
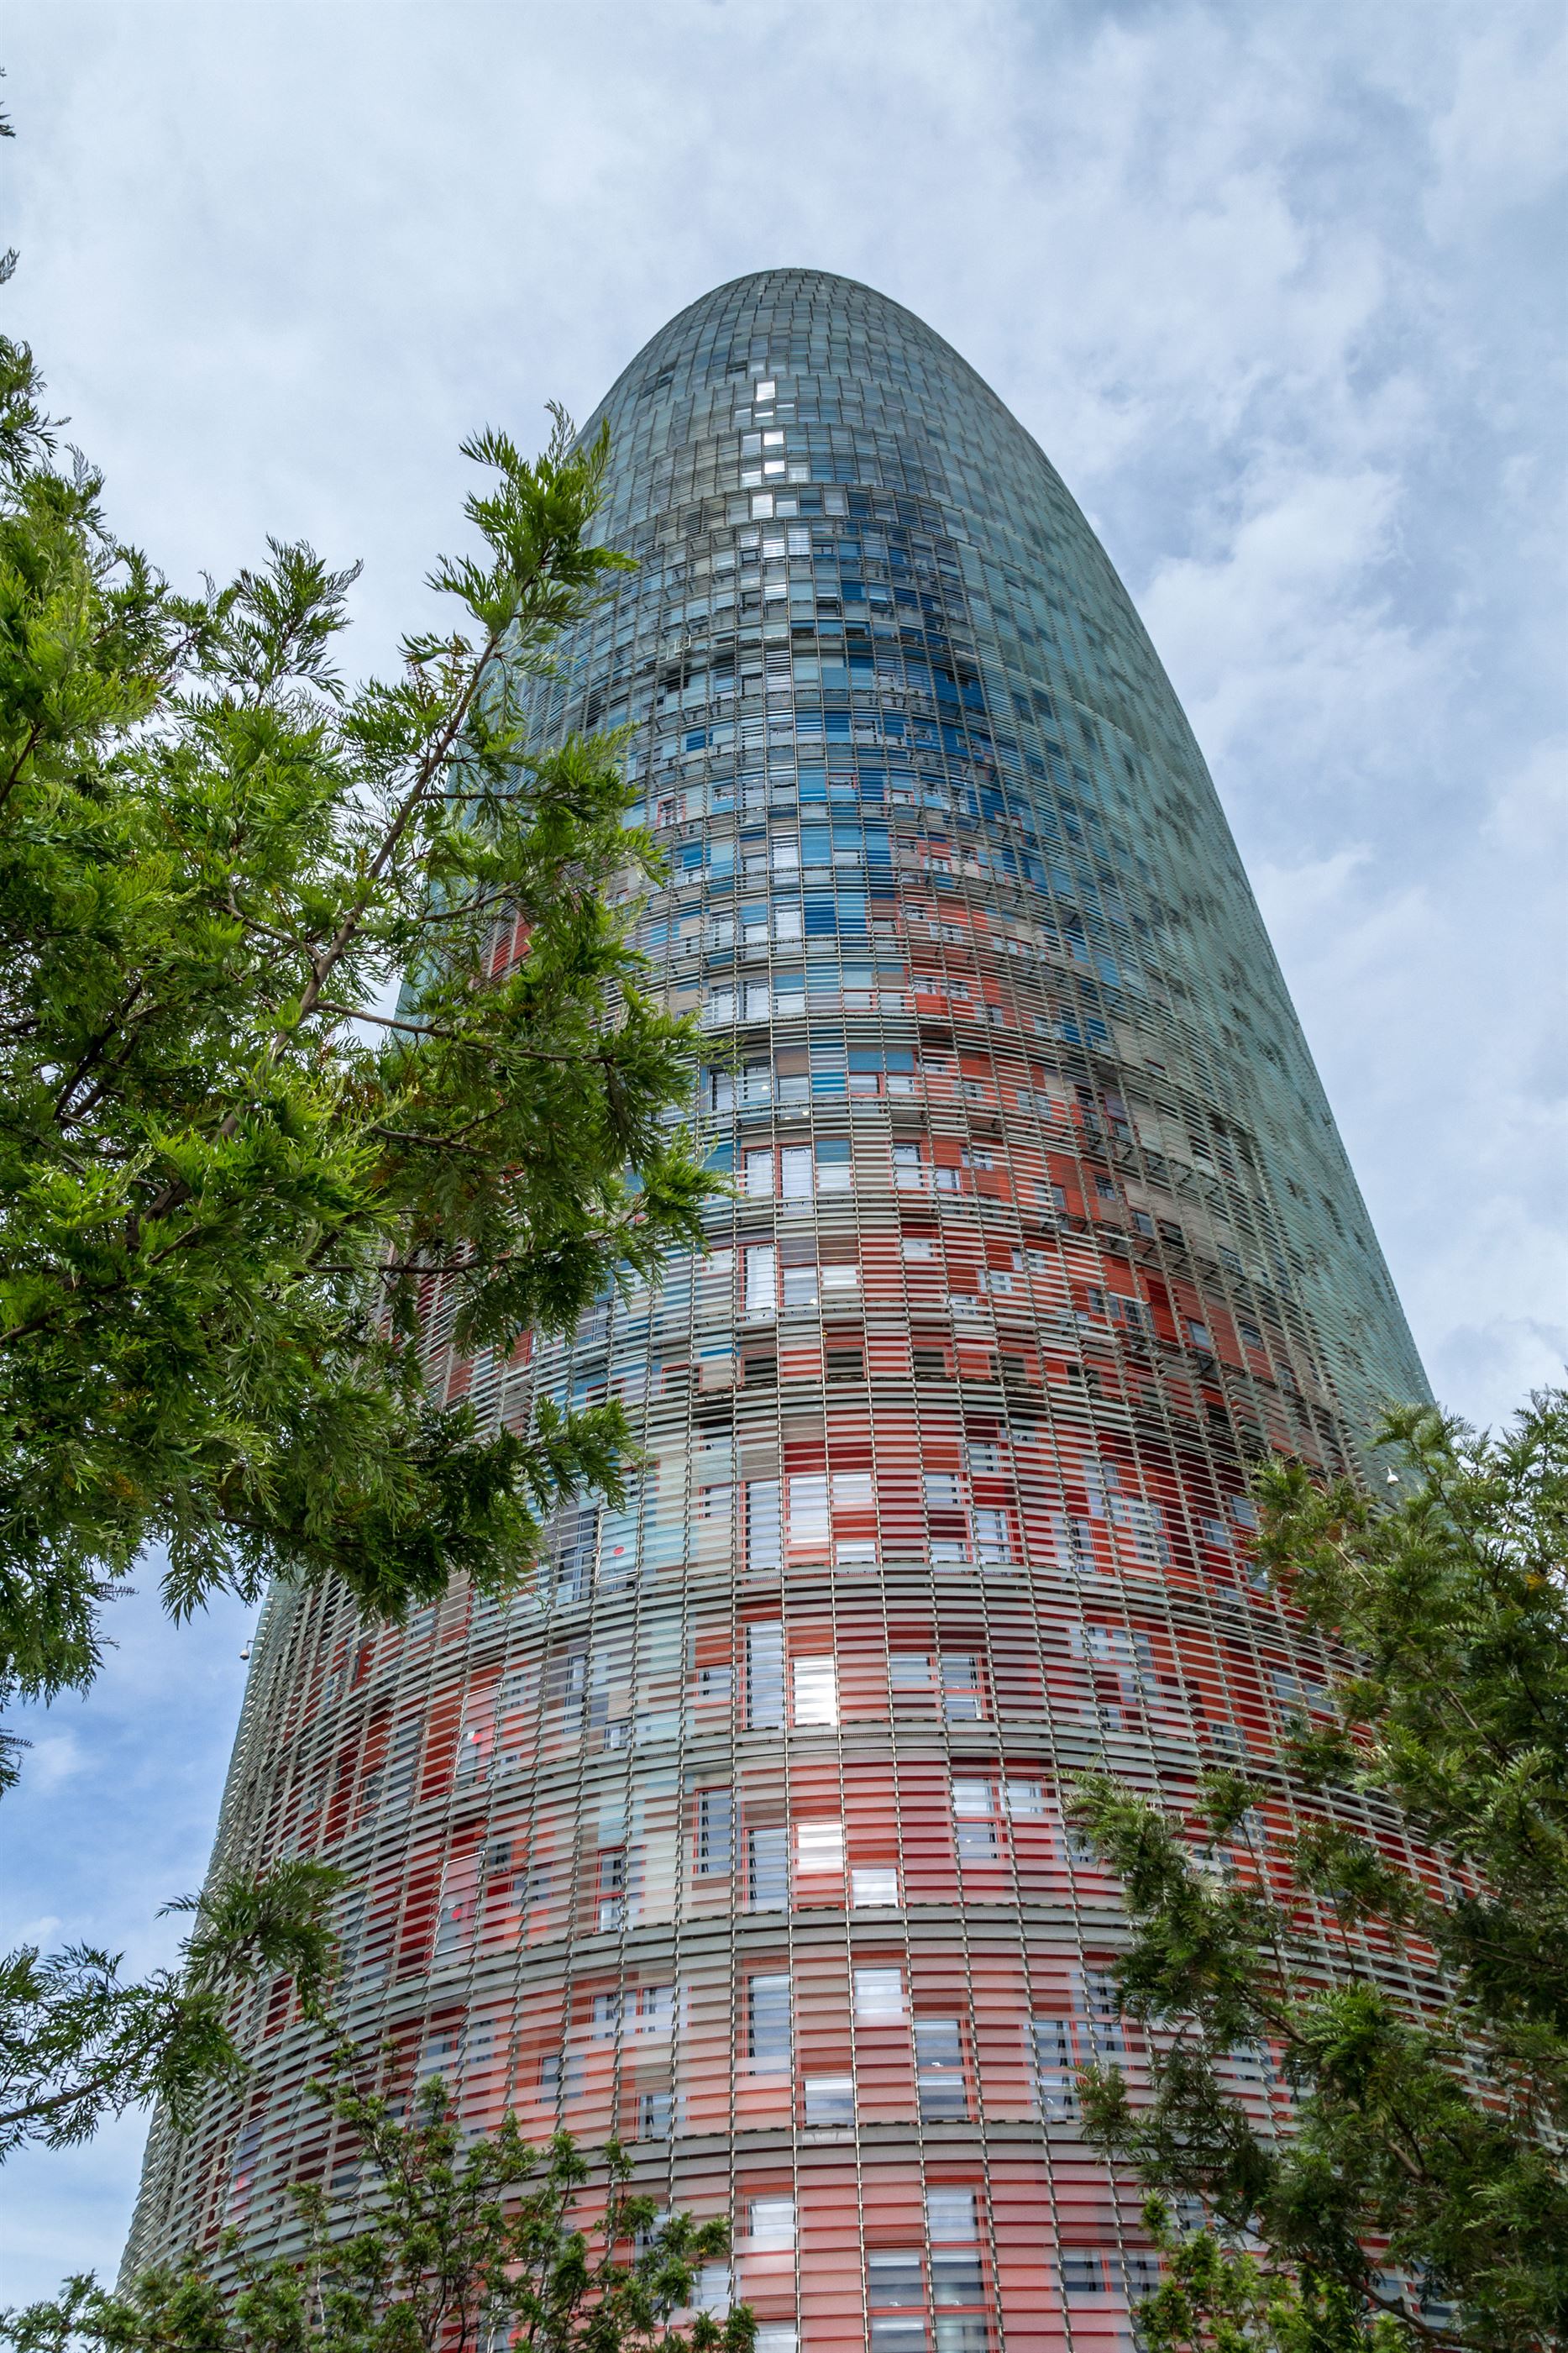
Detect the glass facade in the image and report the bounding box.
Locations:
[126,271,1429,2345]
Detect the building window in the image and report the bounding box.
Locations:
[746,1243,778,1317]
[868,2252,927,2353]
[748,2196,797,2249]
[636,1983,675,2035]
[747,1481,783,1571]
[931,2251,986,2349]
[796,1817,845,1873]
[1060,2251,1109,2297]
[789,1474,830,1542]
[945,1666,983,1722]
[894,1652,987,1719]
[694,2263,732,2316]
[867,2218,987,2353]
[973,1508,1012,1563]
[747,1971,792,2066]
[1051,1513,1099,1573]
[747,1825,789,1909]
[914,2018,968,2119]
[855,1966,907,2024]
[793,1654,839,1726]
[952,1779,998,1862]
[782,1263,821,1310]
[1031,2016,1078,2120]
[539,2049,585,2103]
[1033,1964,1127,2116]
[746,1622,785,1727]
[803,2072,854,2125]
[697,1788,732,1875]
[597,1850,626,1931]
[781,1142,815,1197]
[891,1651,936,1703]
[1083,1967,1127,2056]
[852,1866,900,1908]
[926,2188,978,2240]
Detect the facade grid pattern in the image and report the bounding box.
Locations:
[126,271,1432,2351]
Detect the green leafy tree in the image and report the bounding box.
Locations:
[3,2073,753,2353]
[0,285,712,2177]
[1071,1394,1568,2350]
[1126,2197,1406,2353]
[0,1859,342,2159]
[0,326,713,1739]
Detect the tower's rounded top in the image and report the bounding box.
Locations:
[585,265,1022,455]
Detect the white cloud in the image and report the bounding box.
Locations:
[1485,735,1568,856]
[1251,821,1566,1431]
[1141,464,1444,780]
[1425,11,1568,240]
[18,1733,83,1798]
[8,1913,63,1947]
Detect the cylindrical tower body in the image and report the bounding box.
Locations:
[128,272,1429,2346]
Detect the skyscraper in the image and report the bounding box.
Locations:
[128,271,1427,2345]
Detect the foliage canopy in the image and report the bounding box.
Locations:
[0,1859,342,2161]
[0,307,712,2192]
[1072,1394,1568,2350]
[0,332,712,1750]
[3,2070,754,2353]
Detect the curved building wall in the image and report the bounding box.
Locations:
[127,272,1430,2347]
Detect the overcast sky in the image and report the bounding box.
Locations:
[2,0,1564,2303]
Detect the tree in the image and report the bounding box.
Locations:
[0,302,713,2193]
[0,327,713,1745]
[1071,1394,1568,2350]
[0,1859,342,2160]
[2,2072,754,2353]
[1125,2196,1406,2353]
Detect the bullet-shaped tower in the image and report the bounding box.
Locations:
[128,271,1428,2349]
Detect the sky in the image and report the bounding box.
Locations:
[1,0,1564,2303]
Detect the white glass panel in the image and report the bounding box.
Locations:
[792,1657,839,1726]
[852,1867,899,1907]
[855,1967,906,2022]
[796,1818,844,1872]
[780,1145,814,1198]
[744,1244,776,1315]
[749,2198,797,2249]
